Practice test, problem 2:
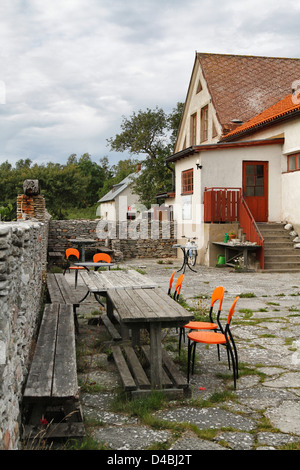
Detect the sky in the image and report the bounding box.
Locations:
[1,0,300,168]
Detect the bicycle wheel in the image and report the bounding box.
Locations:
[188,248,197,266]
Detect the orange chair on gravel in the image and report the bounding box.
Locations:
[63,248,85,288]
[179,286,225,355]
[173,274,184,302]
[93,253,111,264]
[187,296,239,388]
[167,270,176,296]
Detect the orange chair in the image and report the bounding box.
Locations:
[63,248,85,288]
[93,253,111,264]
[179,286,225,355]
[187,296,239,388]
[167,270,176,296]
[173,274,184,302]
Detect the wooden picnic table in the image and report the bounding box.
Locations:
[79,269,157,296]
[107,287,193,389]
[79,269,193,389]
[74,261,114,271]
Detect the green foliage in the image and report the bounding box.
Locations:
[0,154,135,220]
[0,203,13,220]
[107,102,183,206]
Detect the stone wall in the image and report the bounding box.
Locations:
[48,219,177,263]
[0,220,48,450]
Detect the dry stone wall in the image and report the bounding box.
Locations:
[0,221,47,450]
[48,219,177,262]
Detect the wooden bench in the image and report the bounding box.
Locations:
[111,344,188,398]
[23,303,84,439]
[47,251,63,268]
[46,273,80,333]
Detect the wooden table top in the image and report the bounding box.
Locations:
[108,287,193,324]
[80,269,157,292]
[74,262,114,268]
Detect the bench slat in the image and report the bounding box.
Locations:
[55,273,79,306]
[24,304,59,398]
[52,304,78,397]
[161,349,188,389]
[111,346,137,391]
[123,346,150,390]
[101,313,121,341]
[46,274,64,303]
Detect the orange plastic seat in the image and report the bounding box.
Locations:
[167,270,176,296]
[93,253,111,264]
[187,296,239,388]
[63,248,85,288]
[179,286,225,355]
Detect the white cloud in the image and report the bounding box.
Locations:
[0,0,300,167]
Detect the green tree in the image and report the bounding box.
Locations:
[107,103,183,207]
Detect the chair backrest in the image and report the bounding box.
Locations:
[93,253,111,263]
[174,274,184,300]
[65,248,80,260]
[226,296,239,325]
[211,286,225,310]
[168,270,176,295]
[209,286,225,327]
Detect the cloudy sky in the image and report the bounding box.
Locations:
[1,0,300,167]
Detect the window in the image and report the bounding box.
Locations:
[201,105,208,142]
[182,169,193,194]
[245,164,264,196]
[212,120,218,138]
[287,153,300,172]
[190,113,197,145]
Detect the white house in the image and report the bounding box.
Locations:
[165,52,300,270]
[98,166,141,221]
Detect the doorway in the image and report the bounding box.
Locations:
[242,161,268,222]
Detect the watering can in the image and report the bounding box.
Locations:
[217,254,225,265]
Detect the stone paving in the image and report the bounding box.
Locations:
[70,258,300,451]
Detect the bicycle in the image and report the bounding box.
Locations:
[186,238,198,267]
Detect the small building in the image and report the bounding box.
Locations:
[98,166,141,221]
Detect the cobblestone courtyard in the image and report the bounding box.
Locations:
[68,258,300,451]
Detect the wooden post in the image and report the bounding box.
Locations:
[149,322,162,389]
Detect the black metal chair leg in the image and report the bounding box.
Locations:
[187,338,192,383]
[226,344,237,389]
[192,342,196,375]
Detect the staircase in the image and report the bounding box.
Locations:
[257,223,300,272]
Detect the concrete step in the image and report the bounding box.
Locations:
[250,222,300,271]
[265,254,300,262]
[264,261,300,270]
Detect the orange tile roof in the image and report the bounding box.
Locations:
[220,94,300,141]
[197,53,300,132]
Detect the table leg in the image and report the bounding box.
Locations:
[106,295,114,321]
[81,243,86,262]
[149,322,162,389]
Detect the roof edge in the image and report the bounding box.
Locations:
[166,138,284,163]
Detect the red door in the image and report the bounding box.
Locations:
[243,161,268,222]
